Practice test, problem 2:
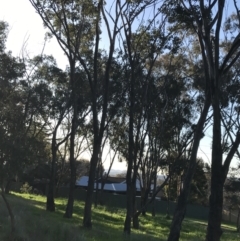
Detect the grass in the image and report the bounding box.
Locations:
[0,192,239,241]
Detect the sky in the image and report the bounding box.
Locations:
[0,0,68,69]
[0,0,129,172]
[0,0,239,173]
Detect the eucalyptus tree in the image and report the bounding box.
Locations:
[29,0,97,218]
[139,54,197,216]
[113,0,184,232]
[0,21,51,233]
[29,0,129,226]
[0,21,25,233]
[28,54,73,211]
[0,21,36,191]
[162,1,240,240]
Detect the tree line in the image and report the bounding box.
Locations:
[1,0,240,240]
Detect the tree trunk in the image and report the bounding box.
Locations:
[124,160,134,234]
[237,208,240,232]
[167,97,210,241]
[132,175,138,229]
[99,149,117,205]
[55,156,66,196]
[46,131,57,212]
[83,145,100,228]
[124,182,133,235]
[166,177,171,217]
[99,176,106,205]
[152,201,156,217]
[206,96,223,241]
[1,185,15,233]
[94,149,102,208]
[64,90,77,218]
[64,168,76,218]
[206,178,224,241]
[141,188,150,216]
[151,173,157,217]
[94,161,100,208]
[132,205,139,229]
[64,122,76,218]
[4,180,12,194]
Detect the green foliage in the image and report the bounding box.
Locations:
[2,0,240,237]
[0,21,52,189]
[165,158,208,204]
[224,177,240,210]
[20,183,33,194]
[29,0,98,58]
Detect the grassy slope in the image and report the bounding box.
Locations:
[0,193,239,241]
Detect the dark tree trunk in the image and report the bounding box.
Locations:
[132,203,139,229]
[94,161,100,208]
[94,149,103,208]
[99,176,106,205]
[55,155,66,196]
[141,188,150,216]
[206,112,240,240]
[132,174,138,229]
[237,208,240,232]
[152,201,156,217]
[4,180,11,194]
[167,97,210,241]
[206,96,224,241]
[64,167,76,218]
[1,185,15,233]
[83,144,101,228]
[46,131,57,212]
[124,70,135,234]
[124,180,133,235]
[99,150,116,205]
[123,144,136,235]
[64,67,77,218]
[64,114,77,218]
[151,173,157,217]
[166,176,171,217]
[206,178,224,241]
[124,152,134,234]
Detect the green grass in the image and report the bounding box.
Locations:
[0,192,239,241]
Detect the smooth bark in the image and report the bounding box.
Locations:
[83,145,101,227]
[140,187,150,216]
[206,129,240,240]
[64,119,77,218]
[206,92,223,240]
[46,130,57,212]
[64,63,77,218]
[167,96,211,241]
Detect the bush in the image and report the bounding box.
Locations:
[20,183,33,194]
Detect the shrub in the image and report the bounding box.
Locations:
[20,183,32,194]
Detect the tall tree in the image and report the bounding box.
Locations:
[29,0,96,218]
[0,21,51,233]
[163,1,240,240]
[117,1,181,233]
[30,55,72,212]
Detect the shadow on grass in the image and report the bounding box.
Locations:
[2,193,168,241]
[1,193,239,241]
